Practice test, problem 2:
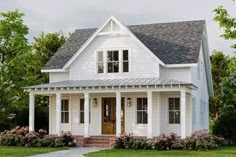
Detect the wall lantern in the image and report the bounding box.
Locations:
[127,98,132,107]
[93,98,98,107]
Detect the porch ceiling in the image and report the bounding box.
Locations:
[24,78,196,90]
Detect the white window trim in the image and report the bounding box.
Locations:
[61,99,69,124]
[78,97,92,125]
[96,48,131,74]
[167,96,181,125]
[136,97,148,125]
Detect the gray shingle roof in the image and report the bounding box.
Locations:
[24,78,193,89]
[43,20,205,70]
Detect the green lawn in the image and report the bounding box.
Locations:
[85,146,236,157]
[0,146,66,157]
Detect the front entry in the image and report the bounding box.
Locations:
[102,98,116,134]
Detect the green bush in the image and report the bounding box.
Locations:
[213,110,236,144]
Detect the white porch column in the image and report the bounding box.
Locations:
[156,92,161,136]
[147,91,153,138]
[56,93,61,136]
[29,92,35,132]
[181,90,187,138]
[84,92,90,137]
[116,91,121,136]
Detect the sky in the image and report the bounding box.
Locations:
[0,0,235,56]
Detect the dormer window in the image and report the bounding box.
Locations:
[97,51,104,73]
[107,50,119,73]
[97,49,129,74]
[123,50,129,72]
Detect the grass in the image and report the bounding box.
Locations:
[0,146,66,157]
[85,146,236,157]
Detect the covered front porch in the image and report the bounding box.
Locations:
[25,78,195,139]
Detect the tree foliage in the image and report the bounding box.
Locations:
[213,2,236,49]
[0,10,66,131]
[209,51,230,120]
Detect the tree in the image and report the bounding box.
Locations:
[209,51,230,120]
[213,2,236,49]
[0,10,30,113]
[30,32,66,130]
[0,10,66,131]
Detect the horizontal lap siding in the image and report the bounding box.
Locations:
[70,35,160,80]
[49,92,190,136]
[160,92,181,136]
[160,67,191,83]
[191,46,209,132]
[50,72,69,83]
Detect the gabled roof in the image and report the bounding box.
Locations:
[43,20,205,70]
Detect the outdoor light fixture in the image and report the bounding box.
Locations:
[127,98,132,107]
[93,98,98,107]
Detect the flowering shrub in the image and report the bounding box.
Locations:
[113,130,227,151]
[0,126,76,147]
[173,130,228,150]
[153,132,179,150]
[113,134,152,149]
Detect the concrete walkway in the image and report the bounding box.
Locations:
[29,147,109,157]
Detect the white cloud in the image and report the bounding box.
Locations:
[0,0,235,55]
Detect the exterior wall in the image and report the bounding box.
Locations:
[69,35,160,80]
[49,92,192,137]
[50,72,69,83]
[191,45,209,132]
[160,67,191,83]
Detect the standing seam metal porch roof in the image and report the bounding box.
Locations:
[43,20,205,70]
[24,78,194,89]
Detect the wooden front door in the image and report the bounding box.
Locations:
[102,98,116,134]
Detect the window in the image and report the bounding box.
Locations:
[192,97,196,130]
[97,49,129,73]
[61,99,69,123]
[169,98,180,124]
[137,98,148,124]
[197,59,200,80]
[107,50,119,73]
[200,100,204,124]
[79,99,91,124]
[123,50,129,72]
[97,51,104,73]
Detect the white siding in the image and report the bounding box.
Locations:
[50,72,69,83]
[70,35,160,80]
[191,45,209,132]
[49,92,191,136]
[160,67,191,83]
[159,92,181,136]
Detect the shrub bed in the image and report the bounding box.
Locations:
[113,130,227,151]
[0,126,76,147]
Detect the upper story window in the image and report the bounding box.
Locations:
[123,50,129,72]
[197,59,200,80]
[107,50,119,73]
[97,51,104,73]
[97,49,129,74]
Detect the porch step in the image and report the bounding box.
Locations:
[83,136,114,148]
[84,143,110,147]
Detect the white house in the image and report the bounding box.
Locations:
[25,16,213,146]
